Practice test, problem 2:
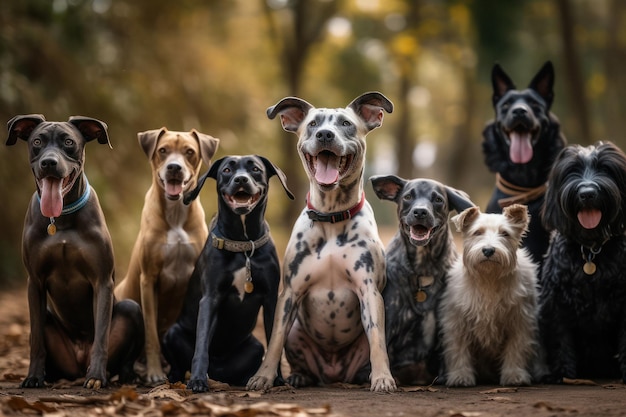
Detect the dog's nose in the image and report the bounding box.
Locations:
[578,185,598,202]
[316,129,335,143]
[234,175,249,184]
[482,247,495,258]
[512,107,528,117]
[40,156,58,169]
[167,163,182,172]
[412,208,428,219]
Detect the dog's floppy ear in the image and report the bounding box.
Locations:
[452,206,480,233]
[138,127,167,158]
[69,116,111,148]
[267,97,314,132]
[257,155,295,200]
[183,156,226,205]
[503,203,530,236]
[6,114,46,145]
[347,92,394,132]
[445,186,476,214]
[491,63,516,107]
[369,175,406,202]
[191,129,220,167]
[528,61,554,109]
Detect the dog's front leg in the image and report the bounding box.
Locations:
[442,317,476,387]
[22,276,47,388]
[247,284,298,391]
[187,294,218,393]
[499,324,533,386]
[140,272,166,384]
[84,277,114,389]
[359,283,396,392]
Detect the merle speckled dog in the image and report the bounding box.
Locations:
[247,92,396,392]
[539,141,626,383]
[369,176,474,385]
[483,61,566,266]
[162,155,294,393]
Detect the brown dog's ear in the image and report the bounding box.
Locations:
[347,92,394,132]
[191,130,220,167]
[137,127,167,158]
[257,155,295,200]
[369,175,406,202]
[69,116,111,147]
[267,97,314,132]
[452,206,480,233]
[503,203,530,237]
[6,114,46,145]
[491,63,516,107]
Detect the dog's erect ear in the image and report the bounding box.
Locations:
[491,63,516,107]
[137,128,167,159]
[267,97,314,132]
[257,155,295,200]
[347,92,394,132]
[452,206,480,233]
[369,175,406,202]
[183,156,226,205]
[503,203,530,235]
[528,61,555,109]
[445,186,476,214]
[6,114,46,145]
[69,116,111,148]
[191,129,220,167]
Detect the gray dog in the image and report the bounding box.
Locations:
[6,114,144,389]
[247,92,396,392]
[370,176,474,385]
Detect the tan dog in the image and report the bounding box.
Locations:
[115,128,219,384]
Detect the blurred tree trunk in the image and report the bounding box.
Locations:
[556,0,591,144]
[604,0,626,143]
[262,0,341,227]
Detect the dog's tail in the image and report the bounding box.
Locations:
[183,171,209,205]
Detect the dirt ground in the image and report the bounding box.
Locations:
[1,286,626,417]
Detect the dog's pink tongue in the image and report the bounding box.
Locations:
[165,181,183,197]
[40,177,63,218]
[577,209,602,229]
[315,154,339,185]
[509,132,533,164]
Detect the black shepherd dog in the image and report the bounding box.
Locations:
[482,61,566,266]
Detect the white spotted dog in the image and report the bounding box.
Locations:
[440,204,539,387]
[246,92,396,393]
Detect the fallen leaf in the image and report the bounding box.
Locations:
[562,377,597,386]
[479,387,518,394]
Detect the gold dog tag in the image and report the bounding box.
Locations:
[244,257,254,293]
[415,290,427,303]
[583,261,596,275]
[244,281,254,293]
[47,218,56,236]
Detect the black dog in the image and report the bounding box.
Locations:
[483,61,566,266]
[6,114,144,389]
[539,141,626,382]
[162,155,293,393]
[370,175,474,385]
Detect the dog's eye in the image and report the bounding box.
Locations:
[402,194,412,201]
[186,149,195,157]
[342,120,351,127]
[435,197,443,204]
[223,167,231,174]
[472,230,483,236]
[158,147,167,154]
[32,138,42,147]
[500,230,510,237]
[252,166,260,172]
[309,120,317,127]
[64,139,74,147]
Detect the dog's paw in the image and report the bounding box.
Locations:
[500,368,531,386]
[286,373,314,388]
[84,377,106,389]
[445,372,476,387]
[247,375,273,391]
[370,375,397,392]
[187,378,209,393]
[145,372,168,387]
[20,376,45,388]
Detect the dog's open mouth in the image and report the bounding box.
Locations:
[306,151,353,186]
[577,208,602,229]
[37,170,78,218]
[506,130,535,164]
[409,224,437,246]
[225,190,261,213]
[161,178,189,201]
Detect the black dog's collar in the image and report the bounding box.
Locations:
[211,232,270,252]
[495,173,547,207]
[306,192,365,223]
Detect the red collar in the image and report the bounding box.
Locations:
[306,192,366,223]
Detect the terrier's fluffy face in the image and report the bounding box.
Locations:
[453,204,529,278]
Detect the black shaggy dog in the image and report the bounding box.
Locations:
[539,141,626,383]
[483,61,566,266]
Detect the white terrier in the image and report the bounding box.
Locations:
[440,204,539,387]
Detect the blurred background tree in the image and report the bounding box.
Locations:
[1,0,625,287]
